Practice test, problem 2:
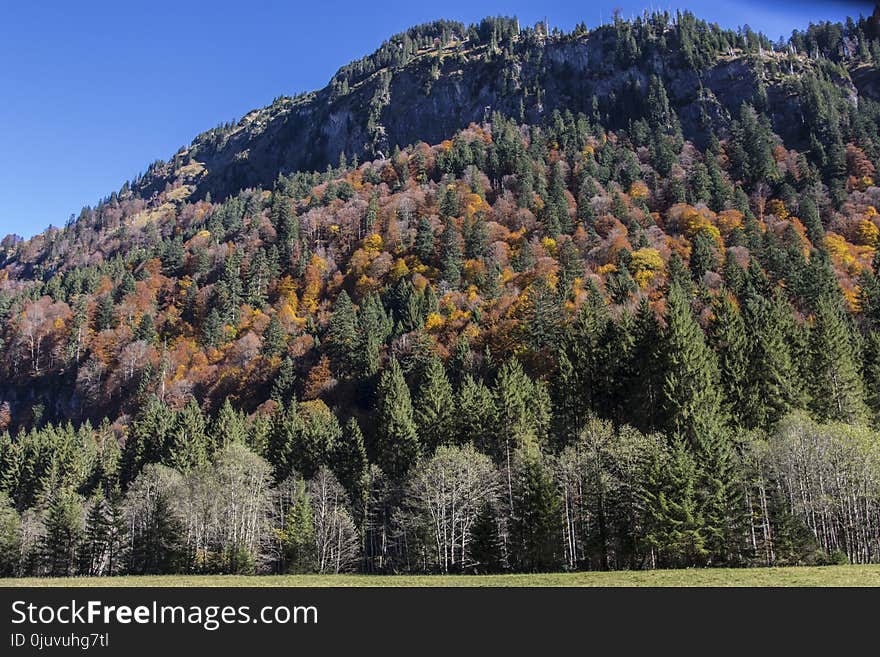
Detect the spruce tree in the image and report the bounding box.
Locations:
[508,446,563,572]
[440,217,463,287]
[709,293,750,425]
[808,296,867,422]
[413,356,455,452]
[332,418,369,509]
[375,358,420,479]
[42,489,83,577]
[166,399,209,473]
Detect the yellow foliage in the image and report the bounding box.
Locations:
[541,237,557,256]
[425,312,444,331]
[597,263,617,276]
[630,248,664,272]
[629,181,649,200]
[855,219,879,247]
[766,199,789,220]
[363,233,383,254]
[389,258,410,282]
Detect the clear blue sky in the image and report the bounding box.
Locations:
[0,0,873,238]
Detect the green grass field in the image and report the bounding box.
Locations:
[2,565,878,587]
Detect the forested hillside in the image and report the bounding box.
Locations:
[2,10,880,577]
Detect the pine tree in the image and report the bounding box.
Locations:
[42,488,83,577]
[469,501,502,573]
[742,291,803,428]
[261,314,286,358]
[440,217,463,287]
[202,308,224,348]
[413,356,455,452]
[327,291,359,374]
[280,480,317,573]
[332,417,369,509]
[808,296,867,422]
[689,230,719,281]
[166,399,209,473]
[508,446,563,572]
[375,358,420,479]
[267,400,304,482]
[642,436,707,568]
[709,293,750,425]
[212,398,246,449]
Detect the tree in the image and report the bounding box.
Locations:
[808,296,867,422]
[440,217,463,287]
[743,291,804,428]
[166,399,209,473]
[267,400,304,483]
[278,479,317,573]
[123,464,185,575]
[327,291,359,374]
[332,418,369,509]
[212,399,247,450]
[405,445,497,572]
[508,446,563,572]
[642,436,707,568]
[414,217,435,263]
[709,293,750,425]
[309,468,359,573]
[42,488,84,577]
[261,314,286,358]
[413,356,455,451]
[0,492,21,577]
[375,358,420,479]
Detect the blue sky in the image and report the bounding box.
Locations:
[0,0,873,238]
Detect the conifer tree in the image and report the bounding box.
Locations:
[808,296,867,422]
[166,399,209,474]
[280,480,317,573]
[642,436,706,568]
[212,399,247,450]
[375,358,420,479]
[267,400,304,482]
[42,489,83,577]
[327,291,359,374]
[261,314,285,358]
[415,217,437,263]
[413,356,455,451]
[709,293,750,425]
[742,291,803,428]
[332,418,369,510]
[508,446,563,572]
[440,217,463,287]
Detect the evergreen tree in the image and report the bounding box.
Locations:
[42,489,83,577]
[267,399,304,482]
[742,291,804,428]
[166,399,209,473]
[280,480,317,573]
[808,296,867,422]
[327,291,359,374]
[440,217,463,287]
[375,358,420,479]
[261,314,286,358]
[414,217,435,263]
[508,446,563,572]
[332,418,369,509]
[709,293,750,425]
[413,356,455,452]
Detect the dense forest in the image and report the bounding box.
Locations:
[2,10,880,577]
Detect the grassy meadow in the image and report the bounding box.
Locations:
[2,565,878,587]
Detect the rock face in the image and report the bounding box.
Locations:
[132,27,868,204]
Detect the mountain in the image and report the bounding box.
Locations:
[1,10,880,577]
[129,14,879,206]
